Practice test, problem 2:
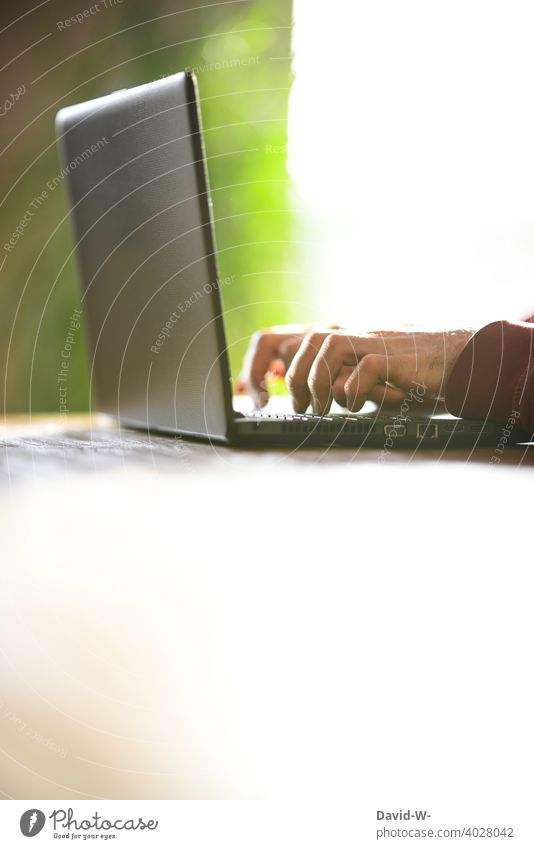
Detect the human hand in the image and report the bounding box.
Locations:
[240,325,474,413]
[237,324,343,408]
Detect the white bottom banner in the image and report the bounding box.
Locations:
[0,800,533,848]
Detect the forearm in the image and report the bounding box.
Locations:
[445,320,534,435]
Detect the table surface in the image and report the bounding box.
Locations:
[1,414,533,800]
[1,413,534,483]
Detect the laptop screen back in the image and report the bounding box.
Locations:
[55,72,234,440]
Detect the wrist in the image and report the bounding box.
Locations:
[444,328,476,383]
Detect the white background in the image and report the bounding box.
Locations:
[289,0,534,328]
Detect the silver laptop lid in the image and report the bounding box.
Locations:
[55,72,235,441]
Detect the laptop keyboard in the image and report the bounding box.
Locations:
[242,410,378,435]
[245,411,365,421]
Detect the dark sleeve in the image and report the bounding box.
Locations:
[444,320,534,435]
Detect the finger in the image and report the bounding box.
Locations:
[297,332,393,412]
[333,370,404,409]
[239,325,342,408]
[285,331,331,412]
[270,358,286,377]
[308,334,359,414]
[276,324,340,370]
[278,338,302,370]
[344,354,414,412]
[368,384,406,407]
[240,332,299,407]
[332,365,354,407]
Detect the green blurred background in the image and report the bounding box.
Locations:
[0,0,301,412]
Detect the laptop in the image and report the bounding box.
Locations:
[55,71,506,448]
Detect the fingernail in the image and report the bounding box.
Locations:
[348,396,364,412]
[271,358,285,376]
